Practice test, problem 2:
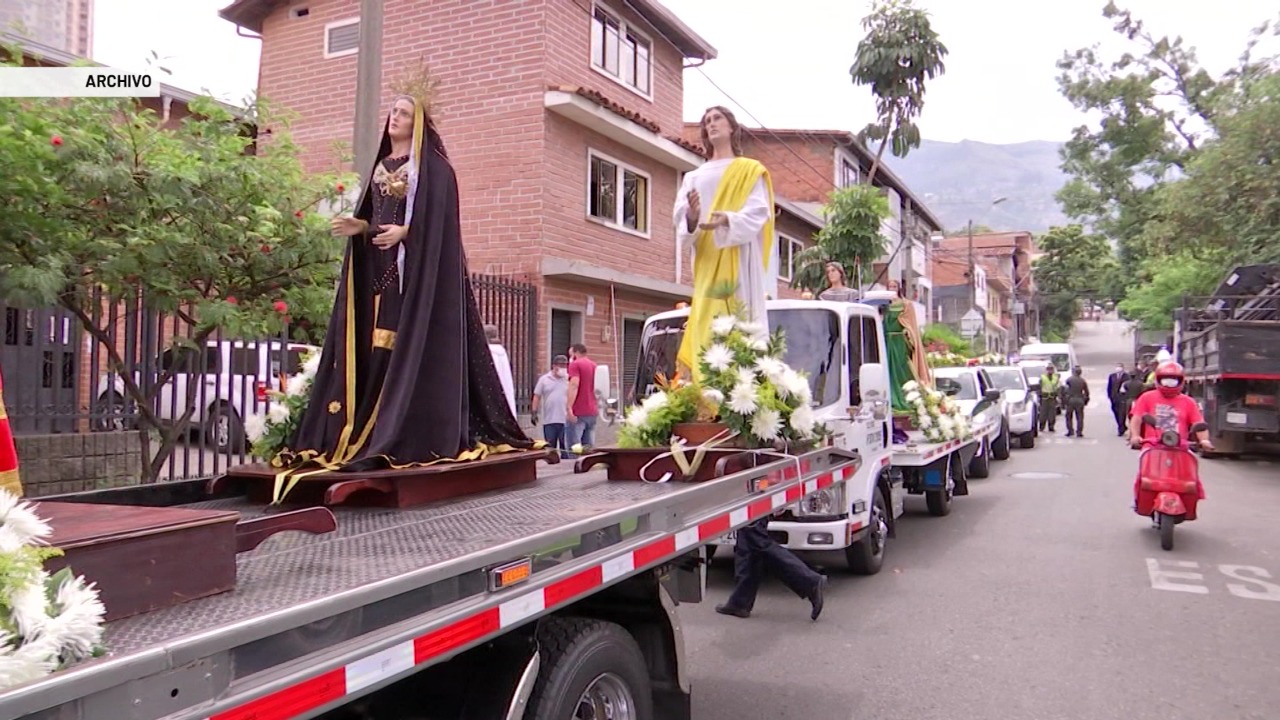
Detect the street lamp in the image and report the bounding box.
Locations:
[969,197,1007,352]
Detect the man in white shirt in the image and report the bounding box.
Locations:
[485,324,517,418]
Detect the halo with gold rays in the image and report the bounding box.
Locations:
[388,55,440,121]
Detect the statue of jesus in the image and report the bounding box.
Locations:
[673,106,776,381]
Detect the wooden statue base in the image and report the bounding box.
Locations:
[576,447,758,483]
[216,448,558,509]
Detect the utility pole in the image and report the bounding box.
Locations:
[352,0,383,181]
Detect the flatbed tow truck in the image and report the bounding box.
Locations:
[635,299,993,575]
[1,448,859,720]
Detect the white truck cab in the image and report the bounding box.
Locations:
[636,299,991,576]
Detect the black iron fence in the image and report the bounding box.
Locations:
[0,272,538,483]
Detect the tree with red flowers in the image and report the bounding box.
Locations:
[0,51,357,481]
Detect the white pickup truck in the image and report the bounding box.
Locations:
[634,299,1000,575]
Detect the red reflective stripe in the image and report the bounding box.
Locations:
[785,485,803,503]
[413,607,500,664]
[211,668,345,720]
[698,514,731,540]
[545,566,602,607]
[748,497,774,519]
[633,536,675,568]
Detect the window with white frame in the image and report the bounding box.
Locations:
[590,5,652,97]
[588,150,650,234]
[838,156,860,187]
[776,235,805,282]
[324,18,359,58]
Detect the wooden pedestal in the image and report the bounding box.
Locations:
[219,448,557,509]
[37,502,240,622]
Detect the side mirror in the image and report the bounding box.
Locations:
[984,389,1002,403]
[858,363,889,419]
[1190,421,1209,434]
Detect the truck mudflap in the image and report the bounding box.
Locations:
[6,449,859,720]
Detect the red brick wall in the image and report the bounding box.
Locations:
[774,212,818,300]
[742,134,836,205]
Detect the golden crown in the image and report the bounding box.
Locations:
[389,56,439,120]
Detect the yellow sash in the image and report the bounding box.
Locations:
[676,158,775,383]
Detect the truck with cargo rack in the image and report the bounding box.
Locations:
[0,447,859,720]
[632,299,993,576]
[1174,263,1280,457]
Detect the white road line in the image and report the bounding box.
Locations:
[1146,558,1209,594]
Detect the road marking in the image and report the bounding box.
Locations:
[1220,565,1280,602]
[1040,437,1098,445]
[1146,558,1209,594]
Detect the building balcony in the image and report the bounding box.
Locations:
[544,88,704,172]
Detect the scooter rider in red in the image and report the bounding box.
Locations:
[1127,362,1214,452]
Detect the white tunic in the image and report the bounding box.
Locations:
[673,158,775,330]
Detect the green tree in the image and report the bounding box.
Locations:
[0,54,351,482]
[789,185,890,293]
[1032,225,1118,338]
[850,0,948,186]
[1118,250,1224,329]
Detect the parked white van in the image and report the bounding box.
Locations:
[1018,342,1077,373]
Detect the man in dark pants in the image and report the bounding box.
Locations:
[1106,363,1130,436]
[1063,365,1090,437]
[1038,364,1060,432]
[716,517,827,620]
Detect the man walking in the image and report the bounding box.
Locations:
[715,516,827,621]
[565,343,598,450]
[1106,363,1130,436]
[1063,365,1091,437]
[1038,364,1060,432]
[531,355,571,459]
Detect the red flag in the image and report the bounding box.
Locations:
[0,366,22,496]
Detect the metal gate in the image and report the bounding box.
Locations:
[1,303,80,434]
[472,273,538,414]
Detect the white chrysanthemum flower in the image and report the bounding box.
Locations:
[750,407,782,441]
[747,336,769,352]
[728,381,759,415]
[905,390,921,404]
[641,392,669,411]
[711,315,738,336]
[755,357,786,383]
[902,380,919,392]
[0,493,52,549]
[937,414,954,433]
[737,320,765,338]
[244,413,267,443]
[702,388,725,404]
[917,413,934,429]
[625,406,650,428]
[735,367,756,389]
[0,636,59,689]
[8,574,49,640]
[285,373,310,397]
[778,369,809,400]
[267,403,290,425]
[41,575,106,660]
[302,352,321,378]
[789,404,817,438]
[702,343,734,372]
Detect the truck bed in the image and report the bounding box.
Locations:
[9,449,858,720]
[101,463,683,657]
[1180,320,1280,378]
[891,416,993,467]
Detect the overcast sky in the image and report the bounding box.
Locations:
[92,0,1275,144]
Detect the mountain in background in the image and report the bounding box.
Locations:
[884,139,1071,235]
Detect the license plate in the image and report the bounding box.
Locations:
[1226,411,1248,424]
[721,530,736,544]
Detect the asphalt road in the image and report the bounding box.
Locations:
[681,319,1280,720]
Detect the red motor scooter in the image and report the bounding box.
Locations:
[1133,414,1209,551]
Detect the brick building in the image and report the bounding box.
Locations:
[934,230,1038,347]
[218,0,721,400]
[686,126,945,315]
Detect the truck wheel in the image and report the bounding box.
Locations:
[1020,431,1036,449]
[525,617,653,720]
[968,439,991,479]
[206,404,245,453]
[992,421,1011,460]
[846,487,887,575]
[925,489,951,517]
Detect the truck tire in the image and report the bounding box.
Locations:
[925,489,951,517]
[525,617,653,720]
[846,487,887,575]
[968,439,991,479]
[992,420,1011,460]
[1020,431,1036,449]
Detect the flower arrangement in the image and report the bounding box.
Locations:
[901,380,972,444]
[246,350,321,461]
[926,350,969,368]
[0,490,106,690]
[974,352,1006,365]
[618,314,826,450]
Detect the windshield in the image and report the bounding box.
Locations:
[1023,353,1070,372]
[631,309,842,407]
[986,368,1025,391]
[934,372,978,400]
[1020,364,1044,381]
